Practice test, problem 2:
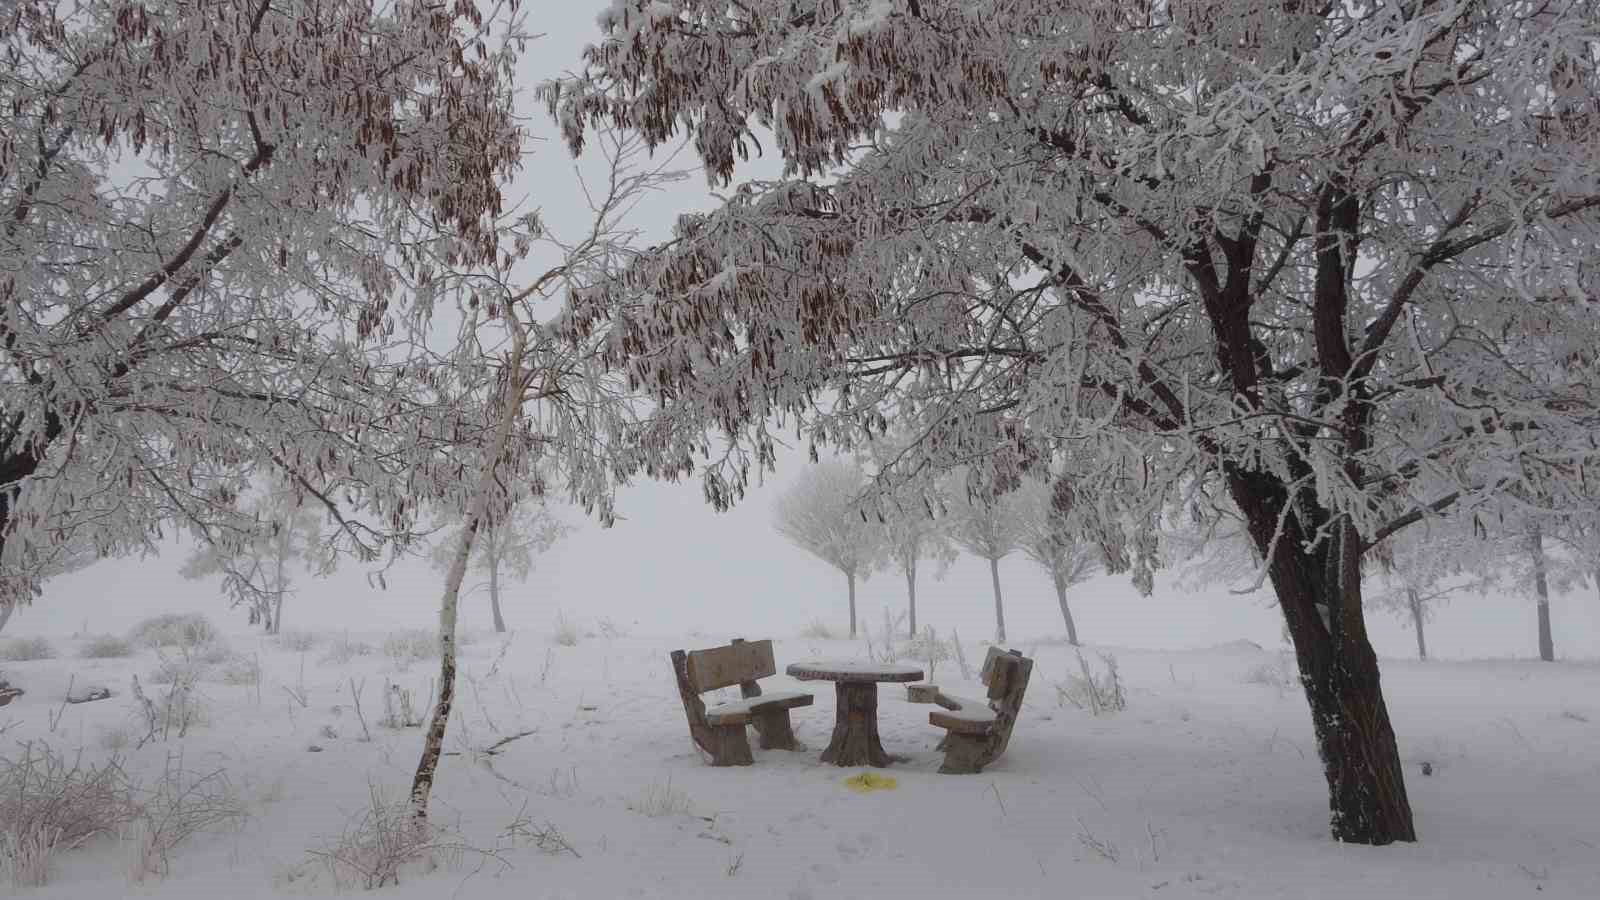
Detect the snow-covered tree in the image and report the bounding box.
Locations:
[181,488,323,634]
[771,459,884,638]
[0,0,526,611]
[1369,516,1495,661]
[428,499,571,633]
[406,127,681,824]
[1015,476,1097,646]
[946,475,1026,644]
[551,0,1600,843]
[865,439,956,638]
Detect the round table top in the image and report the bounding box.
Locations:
[786,660,925,683]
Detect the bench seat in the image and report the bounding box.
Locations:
[927,694,998,735]
[705,690,814,726]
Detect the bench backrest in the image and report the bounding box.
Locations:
[684,639,776,693]
[978,647,1033,753]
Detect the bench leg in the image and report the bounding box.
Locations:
[753,708,802,751]
[707,724,754,766]
[937,733,995,775]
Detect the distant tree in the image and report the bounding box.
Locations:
[181,489,322,635]
[1369,517,1495,661]
[866,441,957,638]
[428,499,570,633]
[772,460,884,638]
[947,476,1026,644]
[1014,477,1097,646]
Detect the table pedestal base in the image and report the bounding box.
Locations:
[821,682,890,767]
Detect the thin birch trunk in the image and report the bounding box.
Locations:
[488,538,506,633]
[1407,588,1426,661]
[905,559,917,638]
[412,328,527,824]
[270,529,289,636]
[989,556,1006,644]
[846,570,857,639]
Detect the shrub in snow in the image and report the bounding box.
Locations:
[380,681,423,729]
[79,635,134,659]
[1242,659,1299,694]
[321,634,374,665]
[127,614,218,650]
[381,630,437,669]
[125,761,246,881]
[131,670,208,743]
[1057,650,1126,716]
[147,658,204,686]
[97,728,133,753]
[798,618,836,640]
[550,611,580,647]
[218,654,261,687]
[0,742,136,888]
[902,626,952,682]
[627,777,695,818]
[306,784,471,889]
[0,637,56,661]
[277,629,320,653]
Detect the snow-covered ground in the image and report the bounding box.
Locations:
[1,623,1596,899]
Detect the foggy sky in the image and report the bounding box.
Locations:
[13,0,1600,662]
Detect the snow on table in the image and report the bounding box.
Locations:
[785,660,925,683]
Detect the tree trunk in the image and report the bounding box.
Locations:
[846,570,857,639]
[819,682,889,767]
[412,327,527,824]
[270,528,290,635]
[1528,525,1554,662]
[1406,589,1426,661]
[488,542,506,633]
[905,560,917,638]
[1054,576,1079,646]
[989,556,1006,644]
[1231,470,1415,845]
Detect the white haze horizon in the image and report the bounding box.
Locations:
[23,453,1600,663]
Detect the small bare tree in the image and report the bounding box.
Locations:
[1369,516,1495,661]
[428,499,571,633]
[1015,477,1097,646]
[866,442,957,638]
[772,460,885,639]
[409,128,685,825]
[946,475,1026,644]
[181,487,322,634]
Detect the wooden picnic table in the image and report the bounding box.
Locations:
[786,660,924,767]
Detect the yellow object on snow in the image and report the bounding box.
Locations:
[844,771,897,793]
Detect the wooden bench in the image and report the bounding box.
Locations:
[909,647,1033,774]
[670,638,813,766]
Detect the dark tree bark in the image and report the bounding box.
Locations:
[1054,576,1079,646]
[988,556,1006,643]
[1528,525,1555,662]
[1231,470,1415,845]
[1407,589,1427,661]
